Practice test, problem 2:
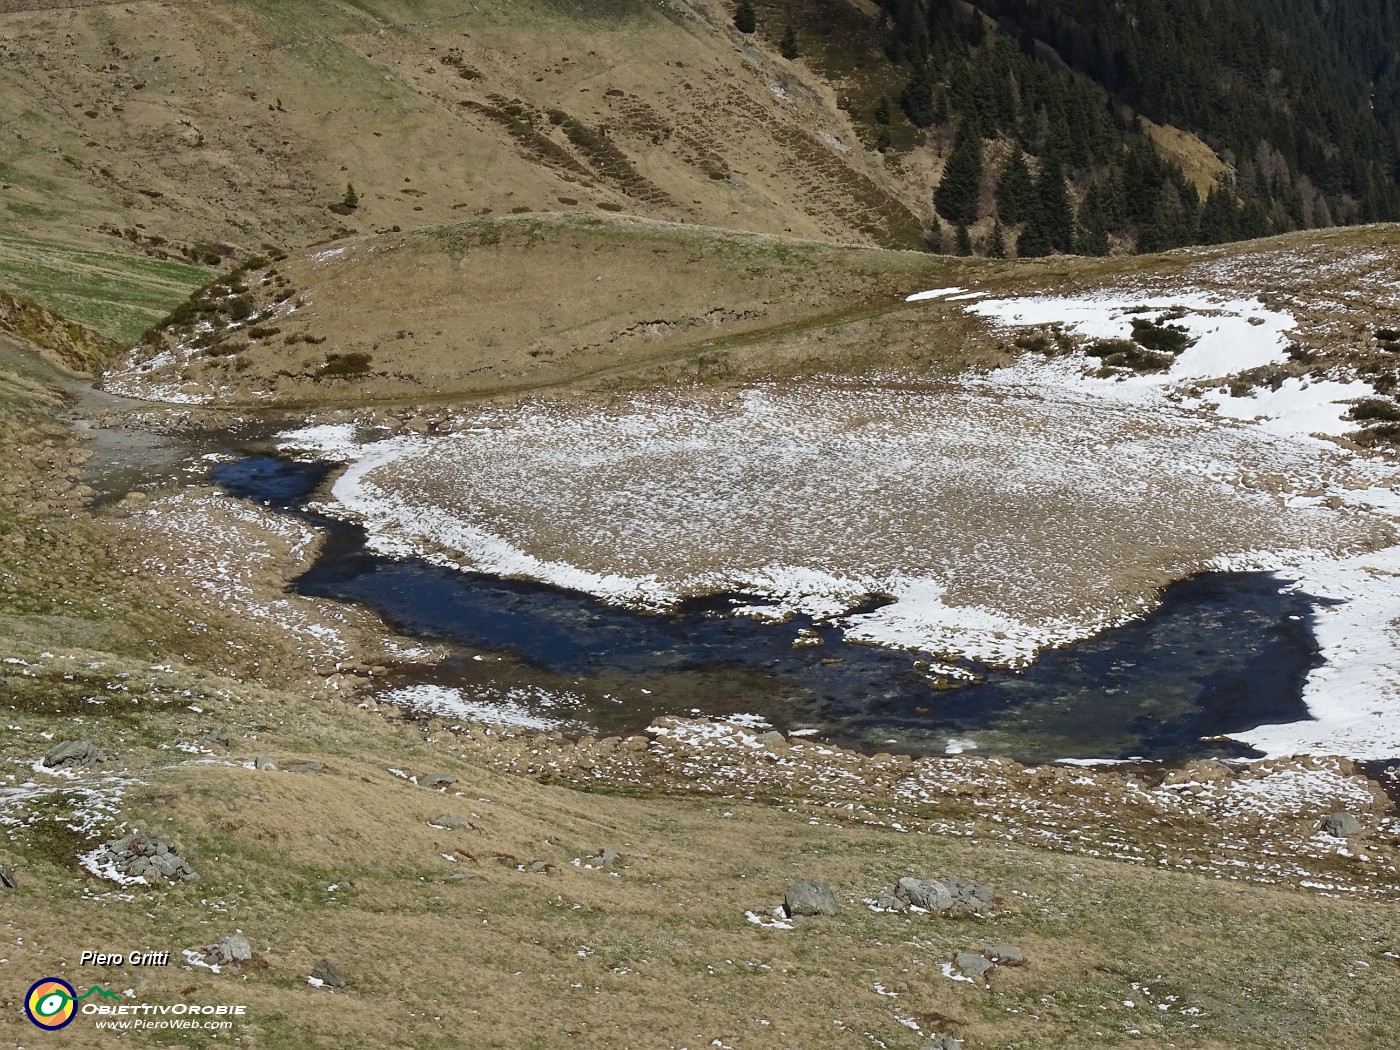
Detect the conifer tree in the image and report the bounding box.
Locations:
[934,119,983,225]
[955,222,973,256]
[996,147,1035,224]
[1036,156,1073,252]
[779,25,799,59]
[988,220,1007,258]
[900,67,937,127]
[734,0,755,34]
[1016,215,1052,257]
[924,215,945,253]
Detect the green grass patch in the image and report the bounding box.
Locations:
[0,231,209,344]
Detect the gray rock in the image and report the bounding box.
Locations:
[920,1039,963,1050]
[599,847,619,868]
[43,739,96,768]
[283,761,325,774]
[96,830,198,883]
[420,773,456,790]
[947,876,994,912]
[429,815,474,831]
[254,755,278,770]
[896,877,953,912]
[201,935,252,966]
[197,731,231,748]
[954,951,994,978]
[784,879,839,917]
[0,863,15,889]
[757,730,786,747]
[311,958,346,988]
[1322,812,1364,837]
[874,893,905,912]
[986,944,1024,966]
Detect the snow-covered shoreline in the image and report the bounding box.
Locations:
[273,284,1400,760]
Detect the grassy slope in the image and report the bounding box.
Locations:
[115,213,1008,405]
[0,231,208,345]
[0,0,924,264]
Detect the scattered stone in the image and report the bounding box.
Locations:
[1322,812,1364,837]
[954,951,994,978]
[986,944,1024,966]
[874,893,909,913]
[420,773,456,790]
[43,739,96,769]
[254,755,278,770]
[947,876,994,912]
[428,815,474,831]
[0,863,15,889]
[196,730,231,748]
[599,847,619,868]
[310,958,346,988]
[895,875,992,914]
[283,761,325,774]
[896,877,953,912]
[784,879,838,918]
[921,1038,963,1050]
[757,730,786,748]
[200,935,252,967]
[93,831,197,883]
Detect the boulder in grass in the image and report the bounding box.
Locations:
[43,739,96,769]
[986,944,1024,966]
[1322,812,1363,838]
[896,877,953,912]
[428,815,474,831]
[310,958,346,988]
[419,773,456,790]
[784,879,838,917]
[954,951,994,978]
[200,936,252,967]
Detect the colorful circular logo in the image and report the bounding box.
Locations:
[25,978,77,1030]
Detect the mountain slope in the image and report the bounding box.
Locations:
[0,0,926,266]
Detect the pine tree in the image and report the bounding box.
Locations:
[779,25,799,60]
[1036,156,1073,252]
[988,220,1007,258]
[1016,217,1052,257]
[734,0,755,34]
[874,95,891,126]
[934,120,983,225]
[955,222,973,256]
[996,147,1035,224]
[924,215,945,253]
[343,183,358,209]
[900,68,937,128]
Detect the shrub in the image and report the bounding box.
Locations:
[1348,398,1400,423]
[1130,317,1194,356]
[319,351,372,377]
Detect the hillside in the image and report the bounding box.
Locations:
[6,0,1398,302]
[6,1,1400,1047]
[0,0,927,267]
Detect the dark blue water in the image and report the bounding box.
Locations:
[214,454,1328,762]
